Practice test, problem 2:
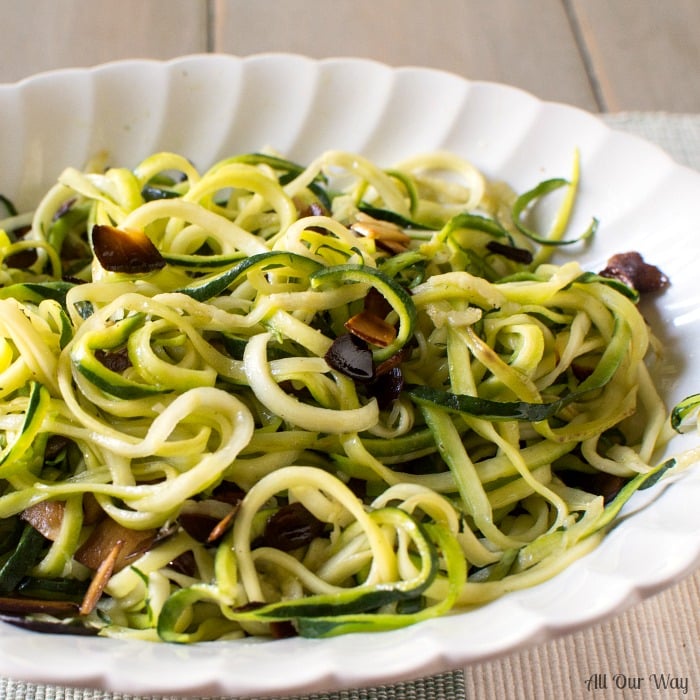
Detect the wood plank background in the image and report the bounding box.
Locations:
[0,2,698,698]
[1,0,698,113]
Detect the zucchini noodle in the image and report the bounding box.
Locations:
[0,146,695,642]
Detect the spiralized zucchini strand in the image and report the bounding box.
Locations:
[0,146,693,642]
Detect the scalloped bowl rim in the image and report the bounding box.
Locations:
[0,54,698,698]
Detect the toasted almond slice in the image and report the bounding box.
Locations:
[0,596,80,617]
[206,507,239,543]
[178,500,239,543]
[79,540,124,615]
[81,492,104,526]
[75,517,156,572]
[350,213,411,251]
[375,238,410,254]
[345,310,397,347]
[20,501,65,541]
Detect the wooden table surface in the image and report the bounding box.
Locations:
[2,0,700,113]
[0,2,698,699]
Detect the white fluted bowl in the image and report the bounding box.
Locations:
[0,54,698,698]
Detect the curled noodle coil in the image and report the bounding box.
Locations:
[0,147,691,641]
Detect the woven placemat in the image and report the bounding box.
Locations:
[2,112,699,700]
[0,672,468,700]
[604,113,700,169]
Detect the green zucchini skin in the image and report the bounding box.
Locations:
[0,144,689,646]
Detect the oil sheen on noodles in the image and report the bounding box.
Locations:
[0,146,696,643]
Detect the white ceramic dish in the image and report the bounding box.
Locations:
[0,54,699,698]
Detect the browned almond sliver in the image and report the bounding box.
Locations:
[350,213,411,253]
[91,224,166,273]
[20,501,66,541]
[206,508,239,544]
[79,540,123,615]
[75,517,156,572]
[82,492,105,526]
[364,286,393,318]
[345,310,397,347]
[178,499,240,543]
[0,596,80,617]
